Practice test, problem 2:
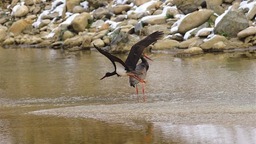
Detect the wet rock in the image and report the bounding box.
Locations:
[177,9,214,34]
[12,5,29,17]
[71,12,91,32]
[237,26,256,39]
[152,39,180,50]
[173,0,205,14]
[214,10,249,38]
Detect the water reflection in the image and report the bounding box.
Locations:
[1,48,256,143]
[154,123,256,144]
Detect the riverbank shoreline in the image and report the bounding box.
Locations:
[1,0,256,57]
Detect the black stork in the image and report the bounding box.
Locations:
[129,56,149,95]
[93,31,163,92]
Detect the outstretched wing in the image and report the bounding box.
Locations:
[93,44,129,71]
[125,31,163,70]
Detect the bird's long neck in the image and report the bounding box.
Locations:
[141,57,149,70]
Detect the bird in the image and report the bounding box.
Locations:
[129,56,149,96]
[94,31,164,92]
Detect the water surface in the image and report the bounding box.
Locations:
[0,48,256,144]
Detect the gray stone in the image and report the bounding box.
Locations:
[214,10,249,37]
[173,0,205,14]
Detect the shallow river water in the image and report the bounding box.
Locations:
[0,48,256,144]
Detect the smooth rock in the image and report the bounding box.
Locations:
[184,47,203,54]
[237,26,256,39]
[73,5,85,13]
[91,39,105,47]
[0,26,7,42]
[135,0,151,6]
[206,0,224,14]
[112,5,131,14]
[173,0,205,14]
[64,35,92,48]
[62,30,75,40]
[177,9,214,34]
[13,5,29,17]
[66,0,81,12]
[214,10,249,37]
[93,7,112,19]
[71,12,91,32]
[3,37,15,45]
[152,39,180,50]
[9,18,33,35]
[179,37,203,49]
[200,35,228,50]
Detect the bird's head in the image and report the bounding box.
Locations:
[100,72,116,80]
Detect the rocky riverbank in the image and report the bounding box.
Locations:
[0,0,256,56]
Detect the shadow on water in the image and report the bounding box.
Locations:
[1,48,256,143]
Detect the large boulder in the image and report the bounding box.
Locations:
[214,10,249,37]
[173,0,205,14]
[71,12,91,32]
[9,18,33,35]
[177,9,214,34]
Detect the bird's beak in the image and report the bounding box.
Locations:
[143,54,153,61]
[100,76,106,80]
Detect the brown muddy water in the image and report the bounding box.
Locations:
[0,48,256,144]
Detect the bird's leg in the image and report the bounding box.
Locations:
[127,72,146,83]
[136,84,139,95]
[142,83,147,102]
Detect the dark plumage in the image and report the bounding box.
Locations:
[94,31,163,93]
